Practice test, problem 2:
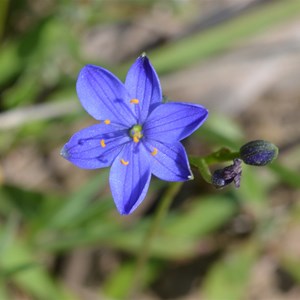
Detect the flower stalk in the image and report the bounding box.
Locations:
[130,140,278,297]
[129,182,183,299]
[190,140,278,187]
[189,148,240,183]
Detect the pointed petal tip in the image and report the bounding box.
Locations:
[195,104,209,119]
[137,52,151,64]
[188,173,194,180]
[77,64,94,78]
[204,107,209,117]
[115,196,142,215]
[114,184,149,215]
[110,143,151,216]
[118,206,134,216]
[76,64,135,124]
[144,102,209,143]
[125,53,162,122]
[60,145,69,159]
[118,197,145,215]
[136,52,149,64]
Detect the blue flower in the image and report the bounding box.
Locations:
[61,54,208,215]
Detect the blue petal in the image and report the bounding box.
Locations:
[125,54,162,123]
[143,102,208,143]
[76,65,137,126]
[143,139,193,181]
[109,142,151,215]
[61,123,130,169]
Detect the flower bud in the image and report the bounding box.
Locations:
[212,169,232,188]
[240,140,278,166]
[212,159,242,189]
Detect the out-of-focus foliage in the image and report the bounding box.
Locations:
[0,1,300,299]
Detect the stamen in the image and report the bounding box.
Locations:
[104,119,111,125]
[120,159,129,166]
[100,139,106,148]
[133,135,139,143]
[151,148,158,156]
[130,98,139,104]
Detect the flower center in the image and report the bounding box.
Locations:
[129,124,143,143]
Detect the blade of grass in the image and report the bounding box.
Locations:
[150,0,300,74]
[114,0,300,78]
[0,0,8,40]
[269,162,300,188]
[46,170,109,229]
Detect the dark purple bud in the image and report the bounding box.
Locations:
[240,140,278,166]
[212,169,233,188]
[212,159,242,189]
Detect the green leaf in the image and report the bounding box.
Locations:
[0,0,9,40]
[281,257,300,283]
[189,157,212,183]
[238,165,268,214]
[108,195,236,260]
[2,74,42,108]
[46,170,109,229]
[103,262,136,299]
[0,213,19,258]
[199,113,244,149]
[0,42,22,86]
[2,185,50,219]
[0,280,9,300]
[0,236,77,300]
[103,260,160,300]
[165,195,237,239]
[150,0,300,74]
[202,242,258,300]
[108,230,197,260]
[269,162,300,188]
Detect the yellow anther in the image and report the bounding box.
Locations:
[104,119,111,125]
[133,135,140,143]
[120,159,129,166]
[100,139,106,148]
[151,148,158,156]
[130,98,139,104]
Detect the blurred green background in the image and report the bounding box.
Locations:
[0,0,300,299]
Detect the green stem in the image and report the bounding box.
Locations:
[189,157,212,184]
[128,182,183,299]
[189,148,240,183]
[204,148,240,164]
[128,148,240,298]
